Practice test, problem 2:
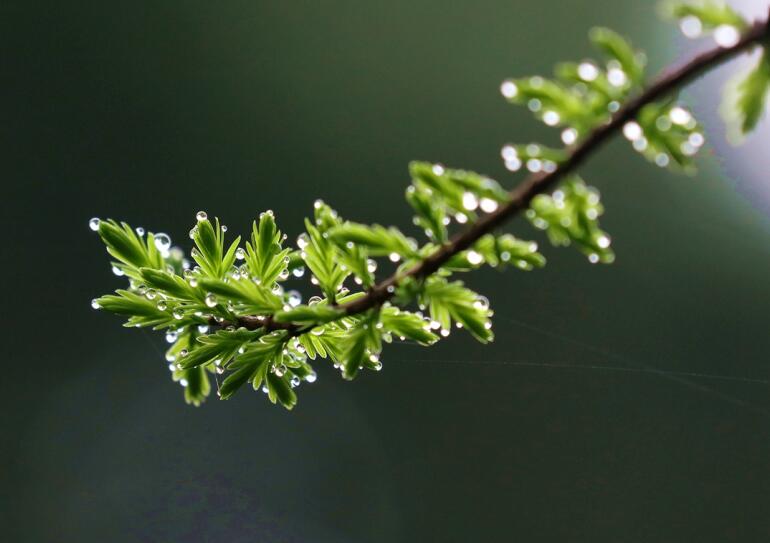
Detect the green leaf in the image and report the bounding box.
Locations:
[722,50,770,140]
[340,311,381,380]
[326,222,418,259]
[422,277,494,343]
[245,211,291,285]
[274,304,343,324]
[662,0,748,32]
[177,328,263,370]
[526,176,614,264]
[589,27,646,85]
[219,333,287,400]
[190,217,241,279]
[198,277,283,314]
[96,289,184,329]
[380,305,438,345]
[97,220,166,280]
[140,268,196,300]
[405,184,448,243]
[301,219,350,299]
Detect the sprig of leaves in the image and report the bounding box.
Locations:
[91,5,770,409]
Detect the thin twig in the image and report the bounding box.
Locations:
[234,16,770,335]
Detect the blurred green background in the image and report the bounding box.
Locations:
[2,1,770,541]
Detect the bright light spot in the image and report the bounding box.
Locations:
[462,191,479,211]
[466,251,483,265]
[680,15,702,38]
[561,128,578,145]
[542,110,560,126]
[669,106,692,126]
[578,62,599,82]
[479,198,499,213]
[714,25,740,48]
[501,145,517,161]
[504,158,522,171]
[623,121,643,141]
[500,79,518,99]
[607,67,628,87]
[389,252,400,262]
[526,159,543,172]
[689,132,705,147]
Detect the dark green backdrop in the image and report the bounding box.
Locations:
[3,1,770,541]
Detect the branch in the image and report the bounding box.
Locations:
[235,15,770,335]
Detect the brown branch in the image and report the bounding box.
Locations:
[234,16,770,335]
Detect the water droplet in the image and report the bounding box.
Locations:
[165,330,178,343]
[88,217,101,231]
[461,192,478,211]
[501,144,518,161]
[189,227,197,240]
[466,250,483,265]
[235,247,246,260]
[440,328,450,337]
[561,128,578,145]
[689,132,705,147]
[179,378,189,387]
[292,266,305,278]
[679,15,702,38]
[272,284,283,295]
[578,62,599,82]
[204,293,217,308]
[198,324,210,334]
[154,233,171,252]
[173,309,184,320]
[279,268,290,280]
[597,235,611,249]
[179,349,188,358]
[135,226,145,236]
[145,289,157,300]
[287,290,302,307]
[196,210,208,222]
[527,98,542,112]
[607,67,627,87]
[454,212,468,224]
[542,110,560,126]
[187,276,198,287]
[474,296,490,310]
[526,159,543,173]
[296,233,309,250]
[479,198,498,213]
[290,376,301,387]
[306,371,318,383]
[669,106,692,126]
[655,153,670,168]
[91,298,100,309]
[432,164,445,176]
[389,252,400,263]
[500,79,518,99]
[714,24,739,48]
[607,101,620,113]
[111,265,124,277]
[386,285,395,293]
[623,121,643,141]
